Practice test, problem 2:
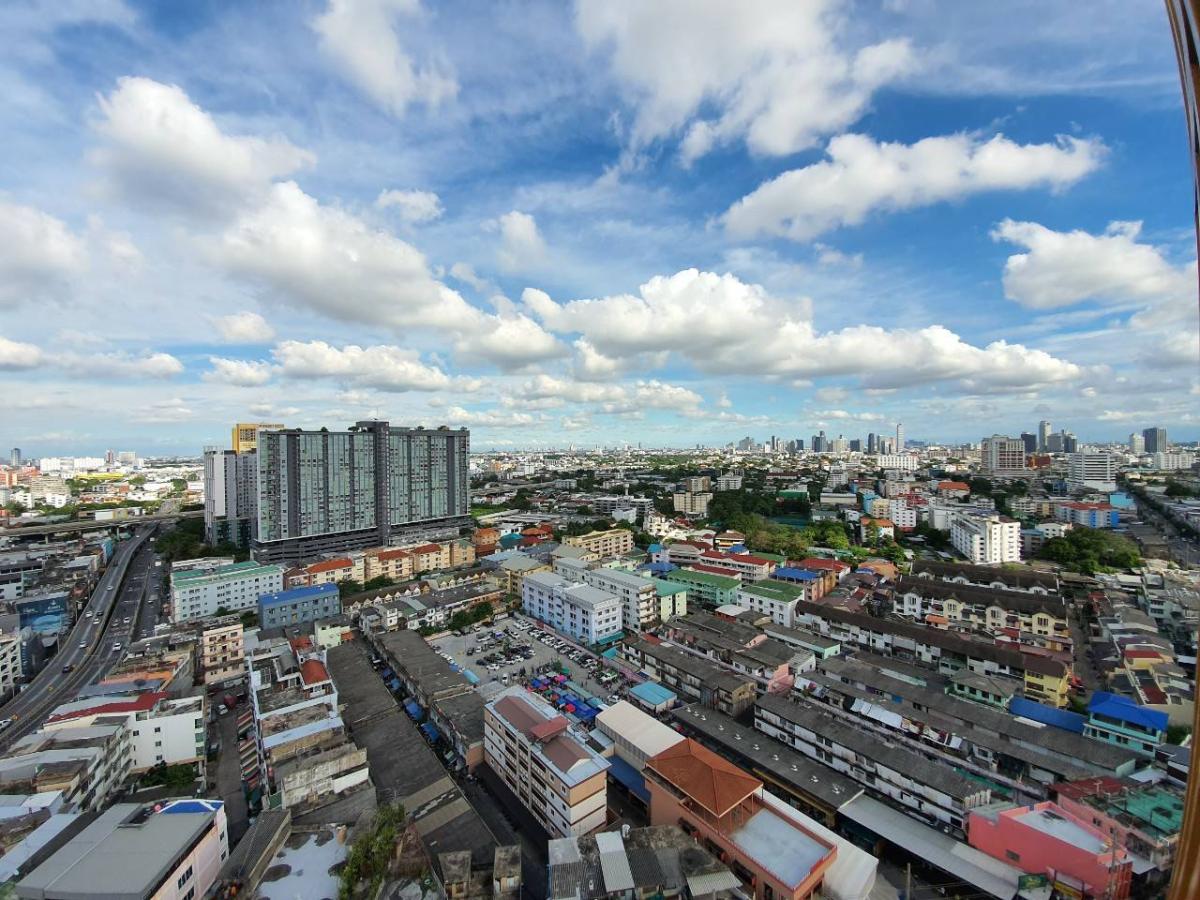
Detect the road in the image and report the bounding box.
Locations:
[0,508,199,539]
[0,525,160,750]
[1133,499,1200,567]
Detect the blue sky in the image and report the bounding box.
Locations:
[1,0,1197,454]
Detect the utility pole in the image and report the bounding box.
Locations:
[905,861,912,900]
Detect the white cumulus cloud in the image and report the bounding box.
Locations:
[211,311,276,343]
[376,188,443,223]
[91,76,314,217]
[0,336,43,370]
[576,0,915,162]
[724,132,1105,241]
[992,219,1194,310]
[494,210,547,272]
[273,339,469,392]
[312,0,457,116]
[204,357,273,386]
[0,200,88,308]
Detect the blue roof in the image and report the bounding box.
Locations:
[606,754,650,804]
[643,562,676,575]
[258,582,339,606]
[159,799,224,815]
[1088,691,1168,732]
[647,543,662,553]
[629,681,677,706]
[773,567,818,582]
[420,722,441,742]
[404,700,423,720]
[1009,697,1085,733]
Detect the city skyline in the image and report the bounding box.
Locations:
[1,3,1197,454]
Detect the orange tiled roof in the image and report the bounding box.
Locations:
[647,739,761,817]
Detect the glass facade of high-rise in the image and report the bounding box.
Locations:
[252,421,469,563]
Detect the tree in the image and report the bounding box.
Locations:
[1165,481,1197,498]
[1039,527,1141,574]
[363,575,395,591]
[1167,724,1192,745]
[337,579,364,599]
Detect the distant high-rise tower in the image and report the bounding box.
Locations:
[1037,420,1052,452]
[1129,432,1146,454]
[867,432,878,454]
[1019,432,1037,454]
[1143,427,1168,454]
[8,448,19,467]
[895,423,905,452]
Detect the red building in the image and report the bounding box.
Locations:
[644,739,835,899]
[969,801,1132,899]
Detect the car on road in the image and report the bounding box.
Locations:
[79,641,87,650]
[0,719,11,730]
[61,664,74,674]
[112,642,122,651]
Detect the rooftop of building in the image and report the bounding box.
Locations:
[1054,777,1184,838]
[172,559,282,583]
[595,701,684,761]
[669,705,860,810]
[377,629,473,700]
[895,575,1066,616]
[755,693,983,800]
[738,579,808,603]
[910,559,1059,592]
[646,738,761,817]
[624,637,756,694]
[489,687,609,786]
[259,582,340,606]
[662,567,740,589]
[15,800,222,899]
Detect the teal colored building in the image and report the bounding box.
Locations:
[1083,692,1168,757]
[661,568,739,608]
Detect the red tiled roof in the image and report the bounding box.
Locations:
[289,636,314,651]
[409,543,443,554]
[727,553,771,566]
[647,739,761,817]
[1123,649,1161,660]
[300,659,330,685]
[47,691,165,723]
[1053,776,1126,801]
[529,716,569,741]
[938,481,970,491]
[375,548,412,561]
[688,563,742,578]
[307,558,353,574]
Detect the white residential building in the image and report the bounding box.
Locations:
[877,455,918,471]
[715,472,743,491]
[672,491,712,517]
[522,571,622,645]
[553,558,662,632]
[1152,452,1195,471]
[170,560,284,623]
[951,513,1021,565]
[1067,452,1119,492]
[484,686,609,837]
[0,632,22,699]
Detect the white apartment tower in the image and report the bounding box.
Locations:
[895,422,905,452]
[951,513,1021,564]
[1067,452,1118,492]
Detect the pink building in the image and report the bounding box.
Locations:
[968,802,1132,899]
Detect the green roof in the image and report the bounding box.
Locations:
[662,568,739,589]
[172,560,282,583]
[738,580,807,602]
[652,578,688,597]
[751,551,787,564]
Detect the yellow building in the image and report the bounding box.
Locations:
[1022,661,1071,708]
[563,529,635,559]
[231,421,285,453]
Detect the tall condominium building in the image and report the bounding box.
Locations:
[1129,432,1146,454]
[253,421,470,564]
[483,686,609,837]
[980,435,1027,475]
[1020,432,1037,454]
[231,421,285,454]
[1037,420,1052,452]
[203,448,259,546]
[9,448,20,467]
[866,432,878,454]
[680,475,711,492]
[1143,427,1169,454]
[895,422,905,452]
[951,513,1021,565]
[1067,452,1119,492]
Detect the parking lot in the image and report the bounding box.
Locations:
[429,613,627,704]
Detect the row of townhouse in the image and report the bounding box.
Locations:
[754,693,991,836]
[619,636,759,718]
[284,539,477,588]
[789,598,1073,707]
[891,576,1071,653]
[909,558,1059,594]
[802,655,1140,792]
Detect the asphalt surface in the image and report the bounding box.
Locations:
[0,524,161,750]
[1133,500,1200,567]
